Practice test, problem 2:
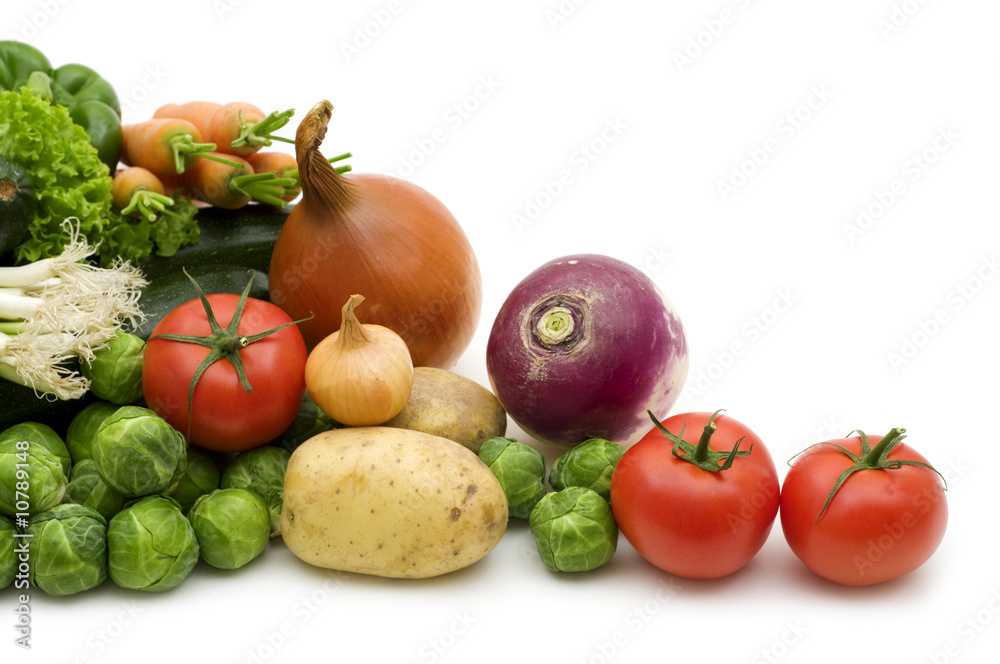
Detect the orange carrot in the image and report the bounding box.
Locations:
[181,152,299,209]
[121,118,243,176]
[154,101,294,157]
[111,167,175,221]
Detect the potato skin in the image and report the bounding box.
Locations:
[381,367,507,454]
[281,426,508,579]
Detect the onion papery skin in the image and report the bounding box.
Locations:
[486,254,689,447]
[268,172,482,369]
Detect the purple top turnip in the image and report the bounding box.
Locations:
[486,254,689,447]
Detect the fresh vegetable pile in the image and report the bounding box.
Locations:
[0,39,949,601]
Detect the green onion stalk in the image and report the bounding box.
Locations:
[0,218,146,399]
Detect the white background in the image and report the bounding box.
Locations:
[4,1,999,663]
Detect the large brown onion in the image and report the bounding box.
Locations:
[268,100,482,368]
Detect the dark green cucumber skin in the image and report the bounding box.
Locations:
[133,266,270,339]
[139,203,290,281]
[1,203,290,431]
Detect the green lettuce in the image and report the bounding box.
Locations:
[0,88,197,265]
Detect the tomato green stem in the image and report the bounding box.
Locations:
[647,409,751,473]
[797,427,948,523]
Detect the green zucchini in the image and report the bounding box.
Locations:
[0,376,96,435]
[0,154,37,258]
[139,203,290,281]
[134,265,270,339]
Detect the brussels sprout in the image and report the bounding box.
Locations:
[92,406,187,497]
[0,439,67,518]
[81,329,145,405]
[188,488,270,569]
[66,401,119,463]
[64,459,126,521]
[0,422,71,475]
[107,496,199,592]
[166,446,221,513]
[221,447,290,536]
[478,437,547,519]
[1,515,15,589]
[549,438,625,502]
[273,392,341,453]
[28,504,108,596]
[528,486,618,573]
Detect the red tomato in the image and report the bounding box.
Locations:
[779,428,947,586]
[610,411,779,579]
[142,293,307,453]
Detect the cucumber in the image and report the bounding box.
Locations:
[139,203,290,281]
[134,265,270,339]
[0,376,97,435]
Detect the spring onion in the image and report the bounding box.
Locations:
[0,218,146,400]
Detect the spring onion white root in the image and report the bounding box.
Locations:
[0,218,147,400]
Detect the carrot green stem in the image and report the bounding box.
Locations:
[229,171,300,207]
[167,135,243,174]
[285,152,353,186]
[120,190,176,222]
[230,108,295,149]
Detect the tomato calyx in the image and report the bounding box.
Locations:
[791,427,948,523]
[148,269,309,439]
[646,409,752,473]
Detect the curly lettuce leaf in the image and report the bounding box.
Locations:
[149,196,200,257]
[0,88,196,266]
[0,87,114,263]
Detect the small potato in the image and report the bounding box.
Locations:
[281,426,508,579]
[382,367,506,454]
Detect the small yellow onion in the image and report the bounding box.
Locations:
[305,294,414,426]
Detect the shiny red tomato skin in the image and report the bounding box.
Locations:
[142,293,307,453]
[779,435,947,586]
[610,412,780,579]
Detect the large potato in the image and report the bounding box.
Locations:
[281,426,508,579]
[381,367,506,454]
